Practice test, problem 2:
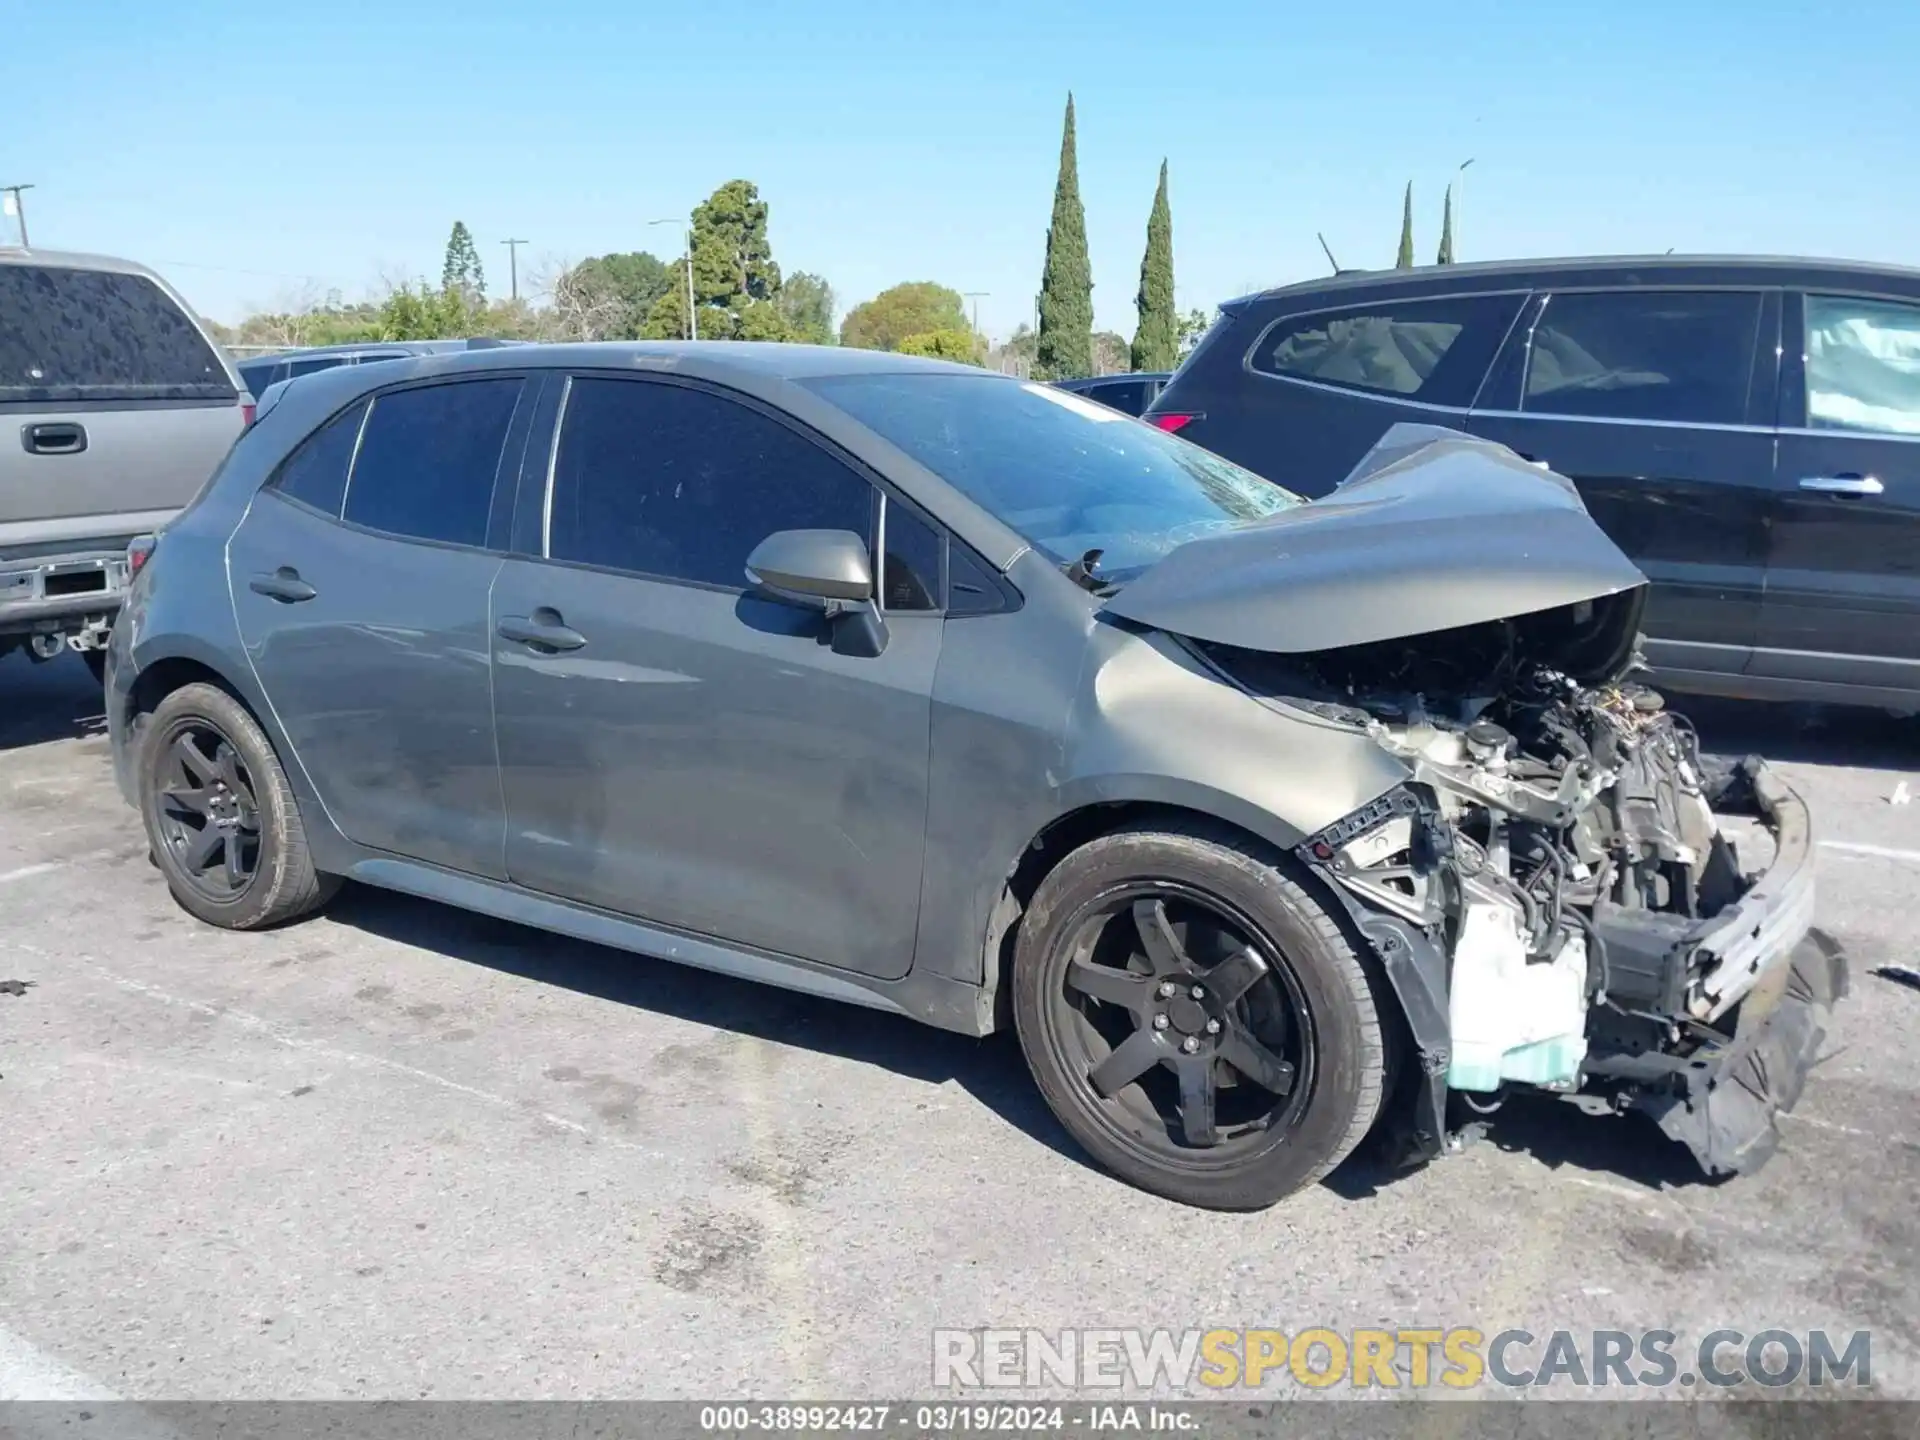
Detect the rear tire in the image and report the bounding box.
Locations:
[1012,821,1391,1210]
[138,682,338,929]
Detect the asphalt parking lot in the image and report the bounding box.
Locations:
[2,650,1917,1402]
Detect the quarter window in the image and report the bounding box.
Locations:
[268,401,367,518]
[880,497,943,611]
[1805,294,1920,435]
[1253,294,1521,405]
[343,378,522,548]
[1524,290,1760,425]
[547,377,875,588]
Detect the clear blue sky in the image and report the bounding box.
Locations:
[9,0,1917,340]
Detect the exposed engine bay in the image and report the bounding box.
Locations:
[1194,590,1841,1176]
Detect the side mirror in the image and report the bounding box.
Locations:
[745,529,874,605]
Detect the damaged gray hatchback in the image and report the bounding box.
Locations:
[104,345,1846,1210]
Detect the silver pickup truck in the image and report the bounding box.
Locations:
[2,248,248,678]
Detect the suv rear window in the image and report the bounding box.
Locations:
[0,264,236,403]
[1252,293,1521,406]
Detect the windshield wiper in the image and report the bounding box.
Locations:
[1063,547,1116,595]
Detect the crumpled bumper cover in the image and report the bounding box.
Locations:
[1587,759,1848,1175]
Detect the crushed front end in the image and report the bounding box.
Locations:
[1204,598,1847,1178]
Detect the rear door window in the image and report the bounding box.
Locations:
[343,378,523,548]
[1524,290,1761,425]
[0,264,235,403]
[267,401,368,518]
[1252,293,1522,406]
[288,355,350,379]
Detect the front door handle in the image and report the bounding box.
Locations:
[497,610,587,652]
[22,422,87,456]
[248,567,317,603]
[1798,474,1884,497]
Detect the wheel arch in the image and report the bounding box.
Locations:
[976,780,1320,1030]
[120,637,338,855]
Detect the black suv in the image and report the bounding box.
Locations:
[1149,256,1920,709]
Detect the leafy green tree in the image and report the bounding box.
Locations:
[1035,93,1094,380]
[898,329,983,365]
[840,282,968,351]
[568,251,672,338]
[378,281,470,340]
[1436,185,1455,265]
[691,180,781,306]
[1091,331,1130,375]
[1131,159,1177,372]
[1395,183,1415,269]
[640,180,791,341]
[442,221,485,306]
[642,264,696,339]
[777,271,836,344]
[1176,306,1214,356]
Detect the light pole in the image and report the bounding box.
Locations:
[1455,158,1475,258]
[499,238,528,302]
[650,217,696,341]
[963,291,989,336]
[1,183,34,247]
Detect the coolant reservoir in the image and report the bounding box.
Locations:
[1446,904,1589,1092]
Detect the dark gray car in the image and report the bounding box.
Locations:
[104,344,1843,1209]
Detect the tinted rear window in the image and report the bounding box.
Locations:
[1252,293,1522,406]
[0,264,235,403]
[343,378,523,548]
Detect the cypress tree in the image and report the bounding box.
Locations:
[1396,183,1415,269]
[1436,184,1455,265]
[1036,94,1094,380]
[1131,159,1177,373]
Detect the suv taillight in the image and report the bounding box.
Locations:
[1148,411,1201,433]
[242,402,257,427]
[127,534,158,577]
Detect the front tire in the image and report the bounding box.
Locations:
[138,682,338,929]
[1012,822,1391,1210]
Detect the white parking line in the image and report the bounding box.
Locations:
[0,863,63,886]
[1821,840,1920,864]
[0,1320,117,1400]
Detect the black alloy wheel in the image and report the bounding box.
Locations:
[151,718,262,900]
[1052,883,1313,1155]
[1012,824,1391,1210]
[138,681,339,930]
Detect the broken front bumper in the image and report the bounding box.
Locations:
[1584,759,1848,1175]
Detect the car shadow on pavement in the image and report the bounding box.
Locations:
[0,653,106,751]
[1323,1090,1715,1202]
[1677,694,1919,773]
[323,883,1092,1170]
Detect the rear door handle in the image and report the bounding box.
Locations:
[1798,474,1884,497]
[22,422,87,456]
[248,567,317,603]
[497,609,587,652]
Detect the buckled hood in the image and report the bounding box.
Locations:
[1103,424,1648,655]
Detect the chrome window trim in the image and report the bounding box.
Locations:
[1239,368,1778,434]
[541,374,572,559]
